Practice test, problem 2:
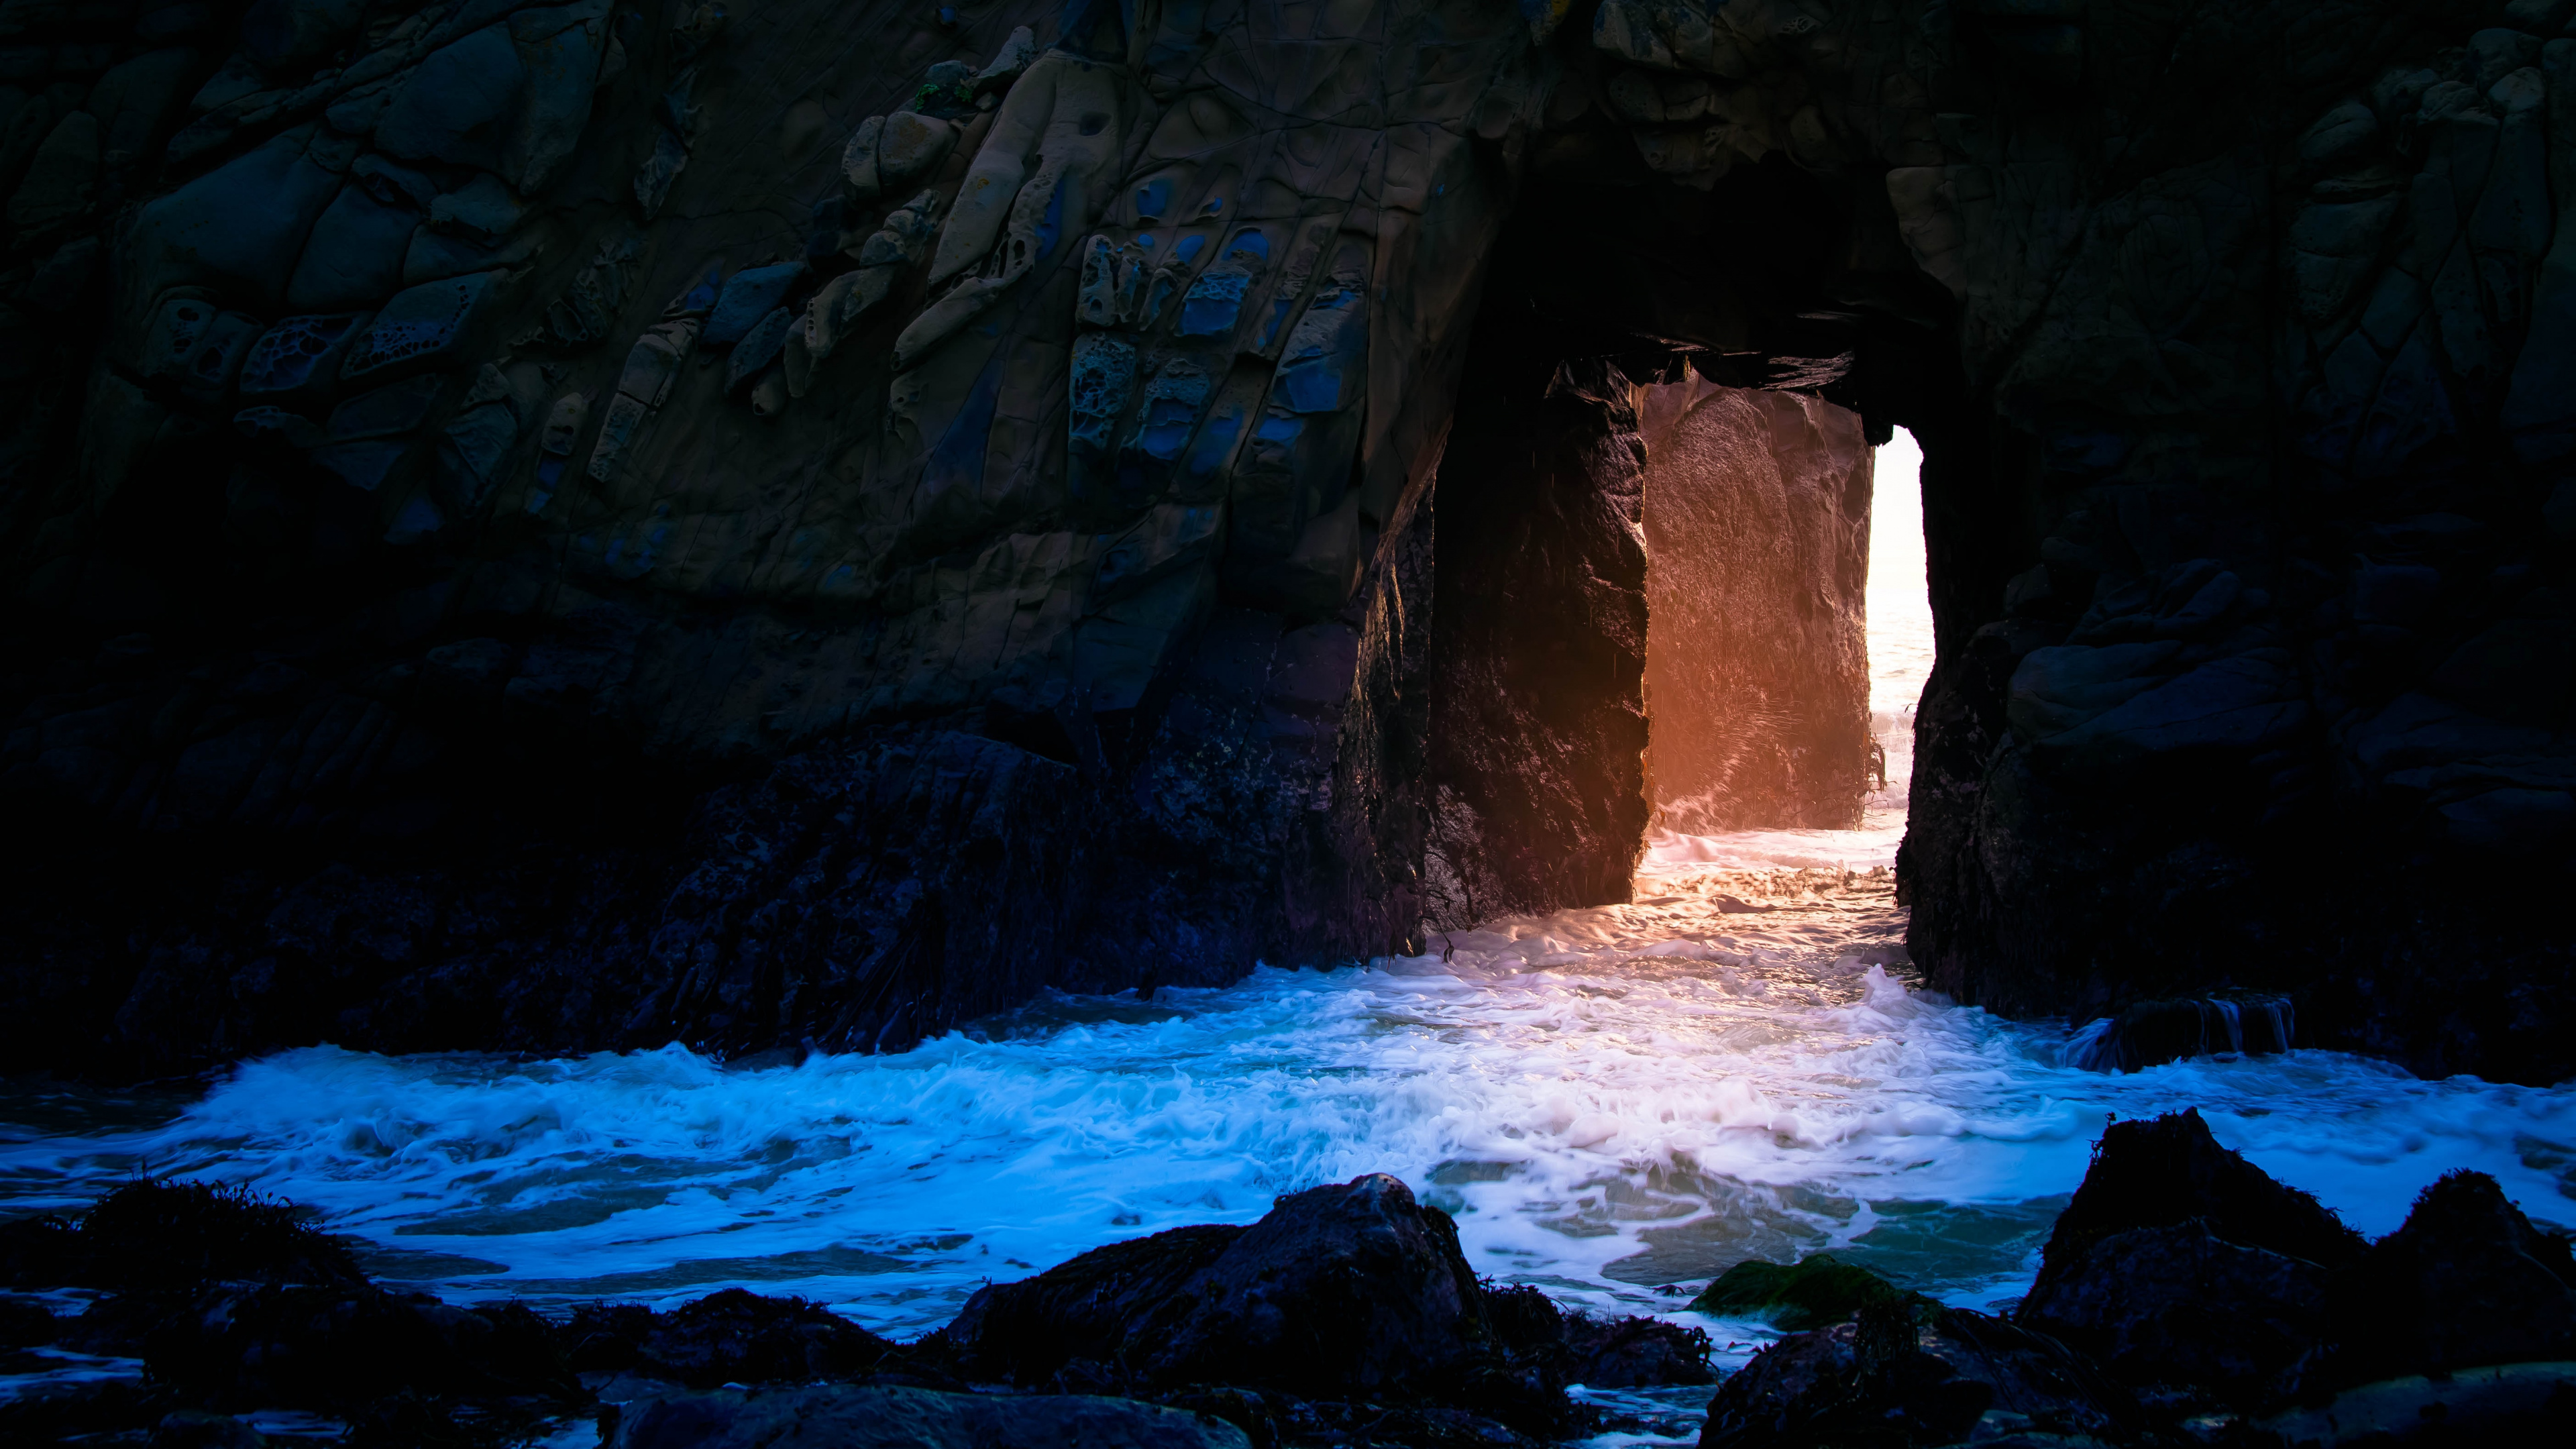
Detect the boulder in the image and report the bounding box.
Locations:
[1560,1313,1715,1388]
[376,24,527,170]
[2324,1170,2576,1383]
[604,1384,1252,1449]
[282,182,419,311]
[2017,1220,2328,1399]
[124,127,345,311]
[1701,1297,2133,1449]
[949,1175,1489,1397]
[564,1287,896,1387]
[2258,1362,2576,1447]
[0,1178,366,1293]
[2023,1110,2366,1310]
[1688,1254,1919,1331]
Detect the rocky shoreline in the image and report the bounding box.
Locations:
[2,1110,2570,1448]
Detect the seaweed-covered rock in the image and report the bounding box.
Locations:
[0,1178,367,1293]
[1688,1254,1917,1331]
[2324,1169,2576,1383]
[1560,1312,1715,1388]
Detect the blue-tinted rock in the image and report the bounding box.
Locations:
[725,307,792,392]
[341,270,506,385]
[238,313,370,405]
[283,182,419,311]
[328,375,445,440]
[1177,269,1248,337]
[1273,283,1366,414]
[233,406,329,449]
[633,127,687,219]
[428,173,525,243]
[349,154,437,211]
[702,262,802,347]
[240,0,366,71]
[375,25,526,170]
[124,126,342,309]
[437,400,525,515]
[402,223,546,287]
[176,310,264,404]
[504,0,612,192]
[309,439,411,491]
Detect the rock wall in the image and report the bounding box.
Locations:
[1,0,2571,1081]
[1639,379,1872,834]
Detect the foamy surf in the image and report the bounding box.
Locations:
[3,863,2567,1365]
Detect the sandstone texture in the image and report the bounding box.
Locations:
[0,1,2569,1079]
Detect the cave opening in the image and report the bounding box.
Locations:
[1413,151,1969,931]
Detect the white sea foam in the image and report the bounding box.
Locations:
[2,877,2568,1357]
[3,430,2571,1445]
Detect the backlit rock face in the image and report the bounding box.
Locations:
[1640,380,1872,833]
[0,1,2571,1080]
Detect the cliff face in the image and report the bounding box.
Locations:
[1640,379,1872,835]
[1,1,2571,1081]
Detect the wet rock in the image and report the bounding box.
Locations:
[627,1288,896,1387]
[951,1175,1496,1401]
[1560,1312,1715,1388]
[2018,1220,2327,1400]
[2023,1111,2367,1311]
[0,1178,366,1295]
[1688,1254,1919,1331]
[2324,1170,2576,1383]
[1701,1297,2133,1449]
[947,1222,1248,1382]
[605,1383,1252,1449]
[2256,1361,2576,1447]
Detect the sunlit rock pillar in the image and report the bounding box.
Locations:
[1420,353,1652,928]
[1637,380,1874,833]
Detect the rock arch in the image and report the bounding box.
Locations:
[1,0,2569,1083]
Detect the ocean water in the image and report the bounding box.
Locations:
[3,436,2571,1438]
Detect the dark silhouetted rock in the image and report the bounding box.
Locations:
[955,1175,1487,1397]
[2257,1362,2576,1448]
[635,1287,896,1387]
[605,1383,1252,1449]
[2026,1110,2366,1308]
[947,1222,1247,1382]
[2325,1169,2576,1384]
[1560,1312,1715,1388]
[1688,1254,1917,1331]
[0,1178,367,1293]
[2018,1220,2327,1400]
[1702,1297,2133,1449]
